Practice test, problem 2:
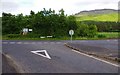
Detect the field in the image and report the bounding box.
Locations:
[75,13,118,22]
[97,32,118,38]
[2,32,119,40]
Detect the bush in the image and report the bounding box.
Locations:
[87,25,97,37]
[77,24,97,37]
[77,23,89,37]
[97,34,106,38]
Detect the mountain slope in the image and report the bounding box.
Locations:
[75,9,118,22]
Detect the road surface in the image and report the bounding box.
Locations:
[2,40,119,73]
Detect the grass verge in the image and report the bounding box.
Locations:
[2,32,119,40]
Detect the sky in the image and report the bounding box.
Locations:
[0,0,119,16]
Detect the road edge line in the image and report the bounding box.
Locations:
[64,43,119,67]
[72,49,119,67]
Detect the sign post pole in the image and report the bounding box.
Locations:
[71,34,72,43]
[69,30,74,43]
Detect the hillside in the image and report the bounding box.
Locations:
[75,9,118,22]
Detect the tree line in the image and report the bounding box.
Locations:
[80,21,120,32]
[2,8,101,38]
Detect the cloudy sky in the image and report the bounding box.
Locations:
[0,0,119,16]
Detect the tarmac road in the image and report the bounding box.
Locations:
[2,40,119,73]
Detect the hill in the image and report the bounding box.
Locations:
[75,9,118,22]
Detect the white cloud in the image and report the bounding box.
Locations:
[0,0,119,17]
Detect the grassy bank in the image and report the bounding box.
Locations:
[75,13,118,22]
[2,32,119,40]
[97,32,118,38]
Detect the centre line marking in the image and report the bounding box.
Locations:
[37,42,42,44]
[17,42,22,44]
[72,49,119,67]
[9,42,15,44]
[31,42,36,44]
[23,42,29,44]
[50,42,55,44]
[3,42,8,44]
[56,42,61,44]
[43,42,48,44]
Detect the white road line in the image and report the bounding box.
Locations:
[72,49,119,67]
[31,50,51,59]
[56,42,61,44]
[2,42,8,44]
[50,42,55,44]
[43,42,48,44]
[23,42,30,44]
[37,42,42,44]
[114,40,117,41]
[31,42,36,44]
[80,41,87,42]
[9,42,15,44]
[17,42,22,44]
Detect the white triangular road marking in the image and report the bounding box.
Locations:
[31,50,51,59]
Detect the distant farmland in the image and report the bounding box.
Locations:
[75,13,118,22]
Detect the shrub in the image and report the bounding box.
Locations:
[77,23,97,37]
[97,34,106,38]
[87,25,97,37]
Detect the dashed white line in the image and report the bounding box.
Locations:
[72,49,119,67]
[2,42,8,44]
[31,42,36,44]
[56,42,61,44]
[9,42,15,44]
[37,42,42,44]
[50,42,55,44]
[114,40,117,42]
[23,42,30,44]
[80,41,87,42]
[3,41,63,45]
[43,42,48,44]
[17,42,22,44]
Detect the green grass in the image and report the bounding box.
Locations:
[97,32,119,38]
[75,13,118,22]
[2,32,119,40]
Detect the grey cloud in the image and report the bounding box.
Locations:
[74,0,118,6]
[2,1,19,12]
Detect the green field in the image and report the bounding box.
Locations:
[2,32,119,40]
[75,13,118,22]
[97,32,119,38]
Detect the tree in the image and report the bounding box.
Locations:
[78,23,89,37]
[2,13,20,34]
[87,25,97,37]
[30,10,35,16]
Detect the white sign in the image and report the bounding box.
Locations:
[69,30,74,35]
[23,28,28,32]
[69,30,74,43]
[31,50,51,59]
[29,29,32,32]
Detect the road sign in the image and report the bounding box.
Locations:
[31,50,51,59]
[69,30,74,35]
[29,29,32,32]
[69,30,74,43]
[23,28,28,32]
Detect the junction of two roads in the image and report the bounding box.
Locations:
[2,39,119,73]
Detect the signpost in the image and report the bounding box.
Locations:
[22,28,28,35]
[69,30,74,43]
[22,28,33,35]
[29,29,33,32]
